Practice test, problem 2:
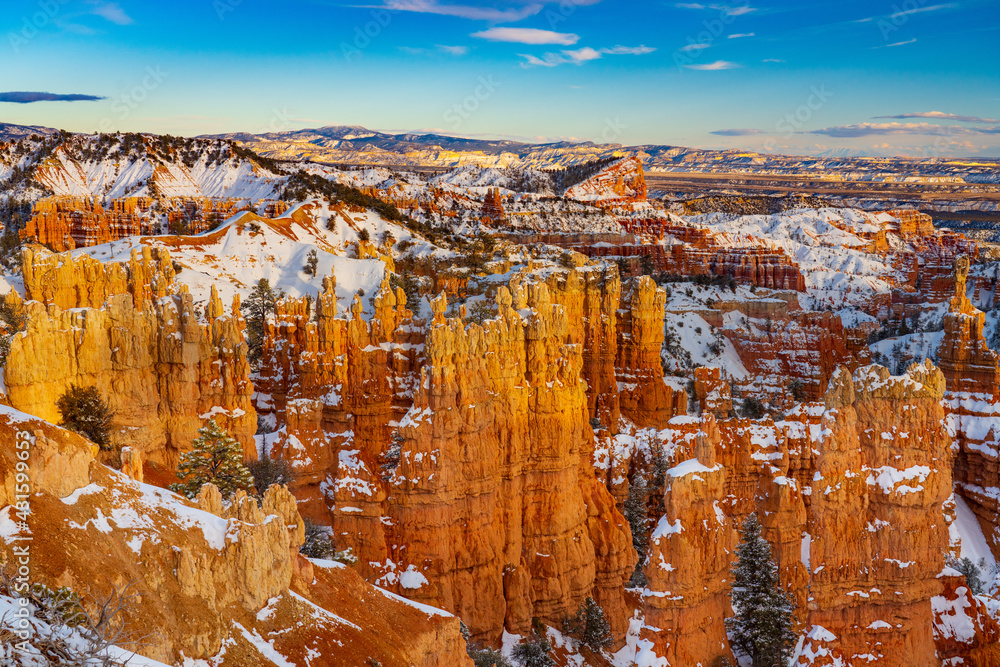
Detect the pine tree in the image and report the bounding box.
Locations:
[511,626,554,667]
[950,556,985,596]
[624,473,649,587]
[726,514,796,667]
[56,385,115,450]
[241,278,280,367]
[170,419,254,500]
[563,596,613,651]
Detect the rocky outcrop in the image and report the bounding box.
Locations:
[617,276,686,428]
[932,573,1000,665]
[3,285,255,468]
[939,256,1000,399]
[21,196,158,251]
[564,156,647,207]
[0,405,472,667]
[327,281,634,642]
[628,362,957,665]
[481,187,506,222]
[20,245,175,310]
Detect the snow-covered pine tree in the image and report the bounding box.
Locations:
[170,419,254,500]
[241,278,281,366]
[624,472,649,587]
[725,513,796,667]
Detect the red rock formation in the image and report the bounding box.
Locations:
[20,244,175,310]
[932,573,1000,665]
[694,366,733,417]
[21,196,158,251]
[939,256,1000,399]
[20,195,253,251]
[481,187,506,222]
[564,156,648,208]
[3,285,255,468]
[724,310,865,402]
[888,208,934,237]
[617,276,687,428]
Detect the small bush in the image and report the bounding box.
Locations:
[247,456,294,496]
[358,228,371,242]
[511,628,554,667]
[562,596,613,651]
[739,397,766,419]
[56,385,115,450]
[300,518,334,559]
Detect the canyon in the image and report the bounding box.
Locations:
[0,132,998,666]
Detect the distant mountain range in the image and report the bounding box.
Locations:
[0,122,60,142]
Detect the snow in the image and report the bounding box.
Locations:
[399,565,429,590]
[234,622,297,667]
[932,588,977,644]
[665,457,721,478]
[372,586,453,618]
[952,493,998,572]
[865,465,932,495]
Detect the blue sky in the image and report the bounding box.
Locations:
[1,0,998,156]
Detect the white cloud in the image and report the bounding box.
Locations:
[519,44,656,67]
[728,32,755,38]
[807,122,992,137]
[437,44,469,55]
[874,111,1000,124]
[762,58,784,62]
[473,27,579,45]
[381,0,543,22]
[684,60,740,70]
[88,2,133,25]
[889,3,955,19]
[680,43,711,52]
[602,45,657,55]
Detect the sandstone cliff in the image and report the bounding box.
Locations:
[0,404,472,666]
[3,285,255,468]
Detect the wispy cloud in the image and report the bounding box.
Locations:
[684,60,740,70]
[88,2,133,25]
[728,32,755,38]
[762,58,784,62]
[437,44,468,55]
[710,128,763,136]
[680,43,711,52]
[888,3,955,19]
[676,2,757,15]
[807,122,1000,137]
[0,92,105,103]
[877,38,917,48]
[520,44,656,68]
[379,0,543,22]
[474,27,579,45]
[874,111,1000,124]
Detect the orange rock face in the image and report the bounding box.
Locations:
[20,195,254,251]
[564,156,648,207]
[259,272,637,643]
[21,196,158,251]
[481,186,506,222]
[3,285,255,468]
[620,363,957,665]
[21,244,175,310]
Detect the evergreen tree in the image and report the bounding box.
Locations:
[563,596,613,651]
[241,278,281,367]
[950,556,985,596]
[170,419,254,500]
[726,514,796,667]
[624,473,649,587]
[56,385,115,450]
[511,626,554,667]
